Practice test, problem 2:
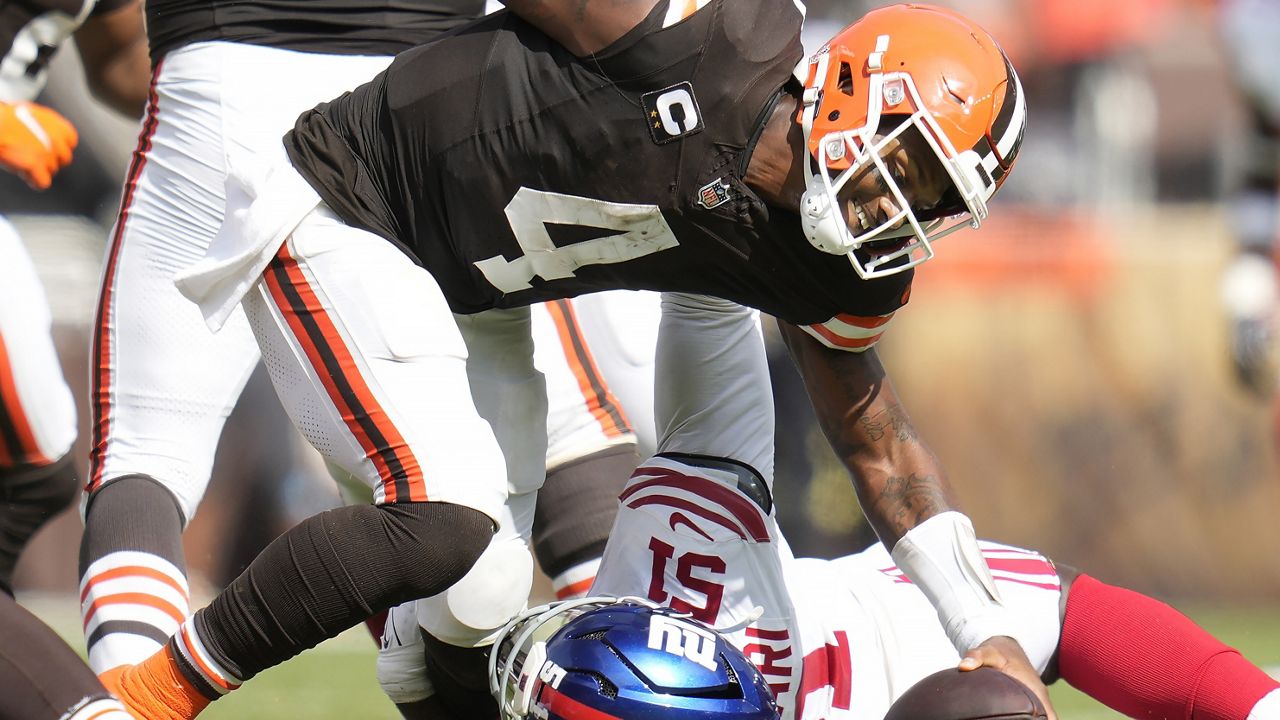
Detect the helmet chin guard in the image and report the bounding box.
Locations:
[797,4,1027,279]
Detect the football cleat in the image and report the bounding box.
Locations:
[489,597,779,719]
[798,4,1026,279]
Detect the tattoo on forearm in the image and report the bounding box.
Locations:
[858,405,918,443]
[876,473,949,530]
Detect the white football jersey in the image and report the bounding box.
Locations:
[592,456,1064,720]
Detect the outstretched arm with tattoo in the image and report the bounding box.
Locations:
[779,320,1058,718]
[778,321,954,546]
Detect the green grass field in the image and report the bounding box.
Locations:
[25,596,1280,719]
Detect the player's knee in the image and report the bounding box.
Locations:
[415,532,533,648]
[379,502,497,603]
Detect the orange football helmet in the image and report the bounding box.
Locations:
[798,3,1026,278]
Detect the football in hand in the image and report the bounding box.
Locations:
[884,667,1048,720]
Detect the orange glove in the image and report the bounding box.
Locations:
[0,101,78,190]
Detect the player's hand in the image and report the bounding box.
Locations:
[0,101,78,190]
[959,636,1057,720]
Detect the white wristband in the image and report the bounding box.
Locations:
[889,511,1018,653]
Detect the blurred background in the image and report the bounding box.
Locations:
[9,0,1280,717]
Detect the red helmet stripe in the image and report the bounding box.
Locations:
[539,684,626,720]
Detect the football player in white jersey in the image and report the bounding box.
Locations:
[499,292,1280,720]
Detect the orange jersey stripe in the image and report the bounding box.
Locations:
[265,245,426,503]
[546,300,631,438]
[831,312,894,329]
[80,565,189,605]
[805,322,882,350]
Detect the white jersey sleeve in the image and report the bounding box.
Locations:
[783,541,1064,720]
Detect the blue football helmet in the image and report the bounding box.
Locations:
[489,597,780,720]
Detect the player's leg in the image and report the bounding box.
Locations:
[109,207,504,720]
[1055,566,1280,720]
[377,296,648,720]
[79,44,399,675]
[530,294,654,598]
[79,53,255,675]
[0,592,133,720]
[533,444,637,600]
[546,291,660,457]
[0,217,78,594]
[395,307,547,719]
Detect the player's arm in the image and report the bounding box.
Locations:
[73,0,149,117]
[500,0,662,56]
[777,320,956,546]
[778,320,1058,718]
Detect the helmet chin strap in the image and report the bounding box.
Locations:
[798,49,851,255]
[799,185,847,254]
[799,37,896,262]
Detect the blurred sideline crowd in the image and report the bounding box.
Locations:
[9,0,1280,604]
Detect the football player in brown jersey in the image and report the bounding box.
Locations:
[111,3,1051,718]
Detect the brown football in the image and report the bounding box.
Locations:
[883,667,1049,720]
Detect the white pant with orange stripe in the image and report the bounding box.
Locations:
[0,216,76,470]
[533,291,659,467]
[243,207,509,519]
[86,42,395,519]
[80,41,396,674]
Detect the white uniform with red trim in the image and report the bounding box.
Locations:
[592,457,1063,720]
[0,217,76,469]
[587,291,1060,718]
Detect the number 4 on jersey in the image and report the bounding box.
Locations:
[475,187,680,293]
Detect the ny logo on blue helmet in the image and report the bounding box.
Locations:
[490,597,780,720]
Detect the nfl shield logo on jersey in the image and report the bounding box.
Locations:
[642,81,704,144]
[697,178,731,209]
